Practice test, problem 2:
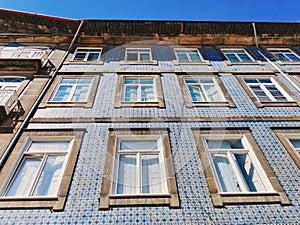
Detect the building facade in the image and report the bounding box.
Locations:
[0,9,300,224]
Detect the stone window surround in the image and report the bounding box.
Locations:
[192,127,291,207]
[39,74,100,108]
[235,74,300,108]
[99,128,180,209]
[114,73,165,108]
[178,73,235,108]
[273,128,300,169]
[0,129,85,211]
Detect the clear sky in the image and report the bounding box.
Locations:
[0,0,299,22]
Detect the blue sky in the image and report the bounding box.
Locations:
[0,0,299,22]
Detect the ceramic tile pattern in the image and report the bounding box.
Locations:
[1,45,300,224]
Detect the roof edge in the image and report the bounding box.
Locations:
[0,8,79,22]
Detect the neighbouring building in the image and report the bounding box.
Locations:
[0,9,300,224]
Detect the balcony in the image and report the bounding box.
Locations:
[0,47,49,72]
[0,90,18,120]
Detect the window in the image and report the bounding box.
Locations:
[221,49,254,63]
[193,128,291,207]
[114,75,164,108]
[174,48,203,62]
[205,138,271,193]
[244,77,291,102]
[123,78,155,103]
[51,78,93,102]
[236,75,299,107]
[3,142,70,197]
[72,48,102,61]
[125,48,152,61]
[0,129,85,210]
[0,77,25,91]
[268,48,300,62]
[178,75,235,107]
[99,128,180,209]
[273,129,300,169]
[40,75,100,108]
[114,139,167,195]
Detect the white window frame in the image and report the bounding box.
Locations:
[125,48,152,61]
[244,77,293,102]
[0,137,73,198]
[184,77,226,102]
[112,135,168,196]
[174,48,204,62]
[50,77,94,102]
[203,134,274,194]
[72,47,102,61]
[122,77,157,102]
[221,48,255,62]
[268,48,300,62]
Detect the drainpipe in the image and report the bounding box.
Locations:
[252,22,300,93]
[0,20,84,168]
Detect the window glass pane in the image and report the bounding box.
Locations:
[177,53,189,62]
[78,78,93,84]
[250,86,271,102]
[124,79,138,84]
[188,85,203,102]
[212,153,241,192]
[290,139,300,149]
[286,53,300,62]
[190,53,201,62]
[141,86,154,102]
[199,78,214,84]
[127,53,138,61]
[120,141,157,151]
[265,85,287,101]
[140,79,153,84]
[6,159,41,196]
[207,139,243,149]
[60,79,77,84]
[124,86,137,102]
[258,78,272,83]
[275,53,288,61]
[140,53,150,61]
[117,155,137,194]
[71,85,89,102]
[142,155,161,193]
[29,142,70,153]
[235,154,266,192]
[185,79,198,84]
[238,53,252,62]
[33,155,65,196]
[226,53,239,62]
[244,78,258,83]
[74,52,86,60]
[87,52,100,61]
[52,86,72,102]
[203,85,222,102]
